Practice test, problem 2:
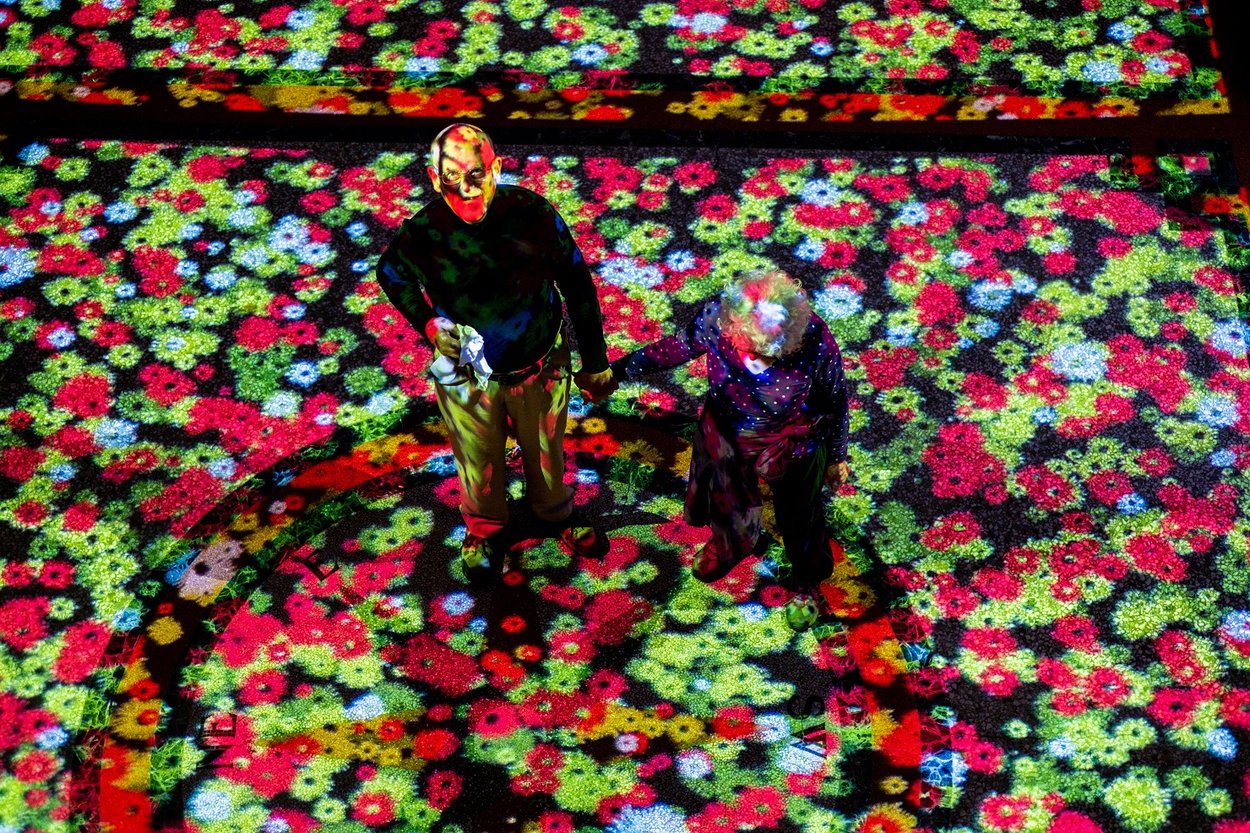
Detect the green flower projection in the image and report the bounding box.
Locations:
[0,138,1248,832]
[0,1,1226,120]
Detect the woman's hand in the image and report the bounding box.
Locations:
[824,460,849,489]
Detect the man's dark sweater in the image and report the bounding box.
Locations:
[376,184,609,376]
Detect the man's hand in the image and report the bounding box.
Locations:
[574,368,618,402]
[424,316,461,359]
[824,460,849,489]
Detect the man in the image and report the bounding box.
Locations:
[376,123,616,582]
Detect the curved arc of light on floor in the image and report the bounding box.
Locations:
[80,413,927,831]
[86,422,449,831]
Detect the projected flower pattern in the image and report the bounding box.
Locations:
[1,0,1221,107]
[0,140,1248,831]
[167,486,934,833]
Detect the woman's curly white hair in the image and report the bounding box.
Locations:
[718,269,812,358]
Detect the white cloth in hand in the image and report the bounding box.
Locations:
[428,324,492,387]
[457,324,492,386]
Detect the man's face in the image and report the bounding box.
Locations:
[427,129,501,224]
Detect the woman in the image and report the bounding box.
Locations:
[612,269,850,607]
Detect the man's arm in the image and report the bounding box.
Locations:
[543,201,616,399]
[375,224,459,355]
[547,206,610,375]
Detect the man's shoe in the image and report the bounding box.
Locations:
[557,524,608,559]
[691,540,745,583]
[460,533,498,584]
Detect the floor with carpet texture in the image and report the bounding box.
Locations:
[1,3,1249,833]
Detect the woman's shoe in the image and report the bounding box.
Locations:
[692,540,746,583]
[785,592,820,631]
[780,543,834,591]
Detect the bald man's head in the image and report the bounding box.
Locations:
[427,123,501,224]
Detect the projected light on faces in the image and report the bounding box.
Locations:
[428,126,501,224]
[752,300,788,351]
[721,271,811,362]
[733,300,789,359]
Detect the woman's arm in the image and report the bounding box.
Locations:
[610,300,717,380]
[809,318,850,465]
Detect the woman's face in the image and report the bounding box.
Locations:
[729,328,778,360]
[732,305,788,358]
